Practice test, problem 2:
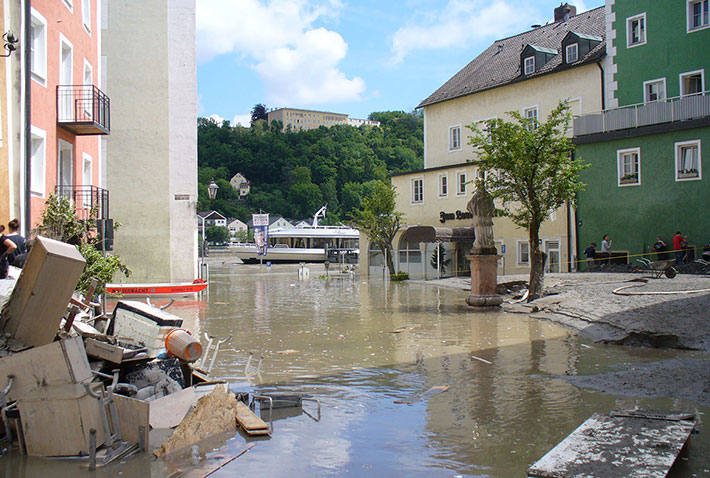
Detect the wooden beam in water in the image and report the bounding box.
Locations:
[528,410,697,478]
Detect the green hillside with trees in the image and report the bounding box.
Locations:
[197,110,423,224]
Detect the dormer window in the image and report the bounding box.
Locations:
[566,43,578,63]
[524,56,535,75]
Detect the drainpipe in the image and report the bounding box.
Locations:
[23,0,31,235]
[596,61,605,110]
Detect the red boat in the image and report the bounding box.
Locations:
[105,279,208,296]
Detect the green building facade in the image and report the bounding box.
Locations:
[574,0,710,266]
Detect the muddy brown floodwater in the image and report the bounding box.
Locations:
[2,258,709,477]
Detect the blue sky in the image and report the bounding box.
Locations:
[196,0,604,126]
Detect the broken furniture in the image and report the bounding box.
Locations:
[0,236,86,347]
[108,300,185,357]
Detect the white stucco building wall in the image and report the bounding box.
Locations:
[101,0,197,282]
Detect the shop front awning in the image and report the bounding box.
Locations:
[403,226,475,243]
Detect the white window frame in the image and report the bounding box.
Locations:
[30,126,46,197]
[565,43,579,63]
[617,147,641,187]
[411,177,423,204]
[83,0,91,33]
[679,69,705,96]
[643,78,666,102]
[438,173,448,198]
[62,0,73,12]
[675,140,702,181]
[448,125,462,152]
[517,240,530,266]
[626,13,647,48]
[524,56,535,75]
[82,153,93,206]
[30,9,48,85]
[523,106,538,130]
[59,34,74,85]
[687,0,710,32]
[456,171,467,196]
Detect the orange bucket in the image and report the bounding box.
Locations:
[165,329,203,362]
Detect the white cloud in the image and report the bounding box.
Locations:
[232,114,252,127]
[207,113,226,125]
[390,0,539,64]
[197,0,363,107]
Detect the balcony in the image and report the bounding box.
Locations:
[55,185,113,250]
[573,91,710,140]
[57,85,111,135]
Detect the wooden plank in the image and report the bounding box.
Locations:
[528,410,697,478]
[114,393,150,450]
[149,387,197,429]
[179,443,255,478]
[84,338,125,364]
[235,402,269,434]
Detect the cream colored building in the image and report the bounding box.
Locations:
[102,0,198,282]
[229,172,250,198]
[362,4,605,278]
[267,107,379,131]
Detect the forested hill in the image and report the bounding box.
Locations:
[197,111,423,224]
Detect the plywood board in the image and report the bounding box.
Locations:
[114,393,150,450]
[528,411,697,477]
[0,336,91,402]
[1,236,86,347]
[149,387,197,429]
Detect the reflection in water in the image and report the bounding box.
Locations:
[2,260,707,477]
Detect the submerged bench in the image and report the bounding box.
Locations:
[528,410,697,478]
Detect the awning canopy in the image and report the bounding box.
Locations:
[403,226,475,243]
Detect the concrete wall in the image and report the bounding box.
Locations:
[102,0,197,282]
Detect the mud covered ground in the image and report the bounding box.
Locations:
[418,272,710,408]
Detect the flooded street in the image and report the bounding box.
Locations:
[3,258,709,477]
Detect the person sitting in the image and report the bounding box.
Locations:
[584,242,596,271]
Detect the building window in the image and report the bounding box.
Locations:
[456,171,466,195]
[524,107,538,130]
[62,0,73,11]
[617,148,641,186]
[627,13,647,47]
[643,78,666,102]
[438,174,448,197]
[30,9,47,84]
[680,70,704,96]
[524,56,535,75]
[688,0,709,31]
[412,178,423,204]
[82,153,93,207]
[449,125,461,151]
[30,127,46,197]
[565,43,578,63]
[517,241,530,266]
[675,140,702,181]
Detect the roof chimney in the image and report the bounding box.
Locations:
[554,3,576,22]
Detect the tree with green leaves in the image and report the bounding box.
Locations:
[251,103,268,125]
[206,226,230,245]
[32,194,130,295]
[467,100,587,301]
[350,181,404,276]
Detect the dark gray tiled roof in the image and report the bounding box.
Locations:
[418,6,605,108]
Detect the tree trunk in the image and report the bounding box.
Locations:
[527,224,547,302]
[385,245,396,276]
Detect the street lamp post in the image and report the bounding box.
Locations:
[199,181,220,278]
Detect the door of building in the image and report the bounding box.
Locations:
[545,240,560,273]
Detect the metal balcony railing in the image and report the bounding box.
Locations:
[573,91,710,137]
[57,85,111,135]
[55,185,110,221]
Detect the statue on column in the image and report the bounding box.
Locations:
[467,179,496,255]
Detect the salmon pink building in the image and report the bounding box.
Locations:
[28,0,110,240]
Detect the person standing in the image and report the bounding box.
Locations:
[672,231,687,265]
[0,225,17,279]
[5,218,27,267]
[600,234,612,263]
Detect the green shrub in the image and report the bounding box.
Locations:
[390,271,409,281]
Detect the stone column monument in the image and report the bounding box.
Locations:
[466,181,503,307]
